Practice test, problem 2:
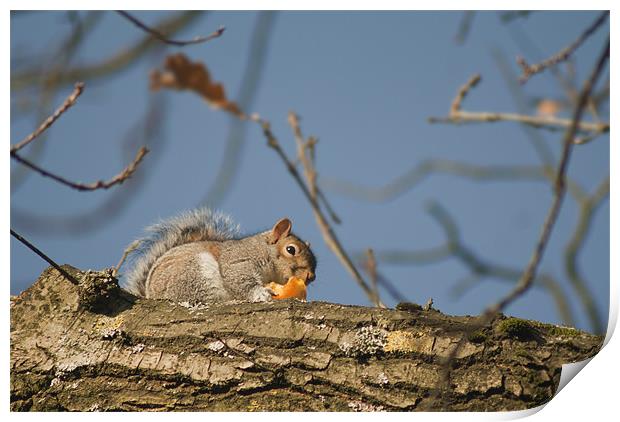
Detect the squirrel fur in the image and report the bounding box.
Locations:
[121,208,317,304]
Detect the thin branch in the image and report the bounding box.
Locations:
[372,271,409,303]
[429,73,609,136]
[517,11,609,83]
[10,229,80,285]
[364,248,381,307]
[450,74,480,114]
[323,160,550,203]
[10,82,85,154]
[11,146,149,192]
[563,176,609,333]
[429,109,608,134]
[117,11,224,46]
[288,115,341,223]
[491,47,556,165]
[286,112,384,307]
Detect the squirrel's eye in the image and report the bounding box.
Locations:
[286,245,297,256]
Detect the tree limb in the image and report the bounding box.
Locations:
[517,11,609,83]
[117,11,224,46]
[10,267,602,411]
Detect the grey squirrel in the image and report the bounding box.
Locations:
[121,208,317,304]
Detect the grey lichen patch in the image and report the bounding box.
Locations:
[339,326,388,357]
[77,268,120,312]
[206,340,226,353]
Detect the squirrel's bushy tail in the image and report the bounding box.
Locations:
[121,208,240,296]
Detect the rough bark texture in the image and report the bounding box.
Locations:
[11,266,602,412]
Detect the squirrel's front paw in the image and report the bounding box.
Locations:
[249,286,274,303]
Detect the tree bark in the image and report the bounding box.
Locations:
[11,266,602,411]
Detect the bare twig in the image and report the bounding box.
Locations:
[10,83,85,154]
[323,158,587,206]
[440,37,609,397]
[364,248,381,306]
[287,114,341,224]
[429,72,608,135]
[286,112,384,307]
[450,74,480,114]
[429,109,608,134]
[564,176,609,333]
[324,160,549,203]
[491,47,556,165]
[11,147,149,192]
[517,11,609,83]
[117,11,224,46]
[114,240,142,277]
[10,229,80,285]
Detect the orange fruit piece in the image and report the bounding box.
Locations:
[266,276,307,300]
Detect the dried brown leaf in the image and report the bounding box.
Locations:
[150,53,243,117]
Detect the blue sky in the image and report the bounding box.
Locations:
[10,11,609,333]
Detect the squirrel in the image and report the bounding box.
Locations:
[120,208,317,304]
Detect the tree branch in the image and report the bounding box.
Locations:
[429,109,608,134]
[117,11,224,46]
[564,176,609,333]
[286,112,384,307]
[517,11,609,83]
[10,229,80,285]
[11,147,149,192]
[428,73,609,136]
[10,82,85,154]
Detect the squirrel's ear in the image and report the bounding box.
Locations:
[270,218,292,244]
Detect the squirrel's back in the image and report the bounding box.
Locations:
[122,208,240,296]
